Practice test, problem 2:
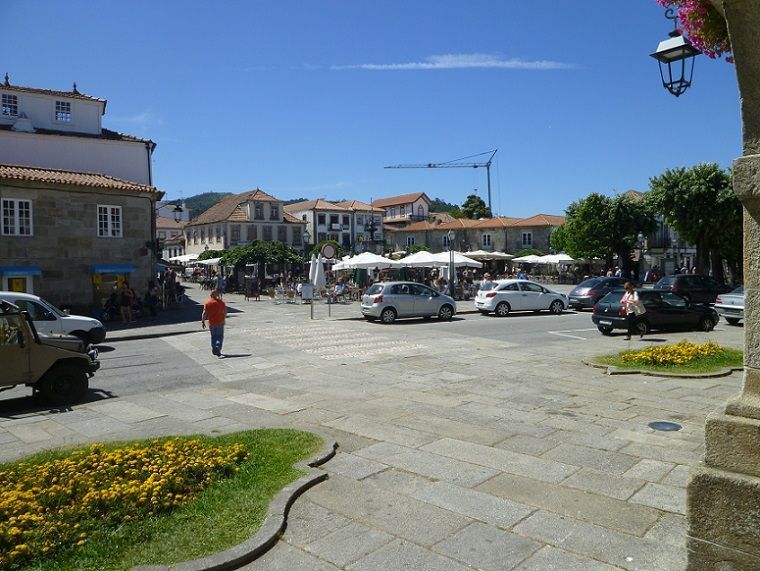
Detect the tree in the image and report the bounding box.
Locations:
[552,192,656,275]
[461,194,491,219]
[406,244,430,254]
[647,163,739,281]
[221,241,303,272]
[198,249,225,261]
[310,239,344,259]
[429,198,459,213]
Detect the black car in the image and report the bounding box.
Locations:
[654,274,732,304]
[591,288,719,336]
[568,277,640,310]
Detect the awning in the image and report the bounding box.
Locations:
[0,265,42,276]
[91,264,137,274]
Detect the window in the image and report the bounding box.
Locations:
[277,226,287,242]
[55,100,72,122]
[318,213,326,225]
[200,229,206,242]
[192,231,198,245]
[254,203,264,220]
[247,225,257,240]
[519,282,544,293]
[158,231,166,239]
[417,205,424,219]
[231,225,240,242]
[330,215,339,226]
[14,300,55,321]
[2,199,33,236]
[522,232,533,247]
[482,234,491,247]
[499,283,520,291]
[270,205,279,220]
[356,214,364,226]
[400,205,405,216]
[263,225,272,241]
[97,205,122,237]
[215,226,222,243]
[406,236,415,247]
[342,215,349,226]
[2,94,18,116]
[442,235,450,248]
[293,231,301,245]
[390,208,396,218]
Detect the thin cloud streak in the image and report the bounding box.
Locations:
[332,53,576,71]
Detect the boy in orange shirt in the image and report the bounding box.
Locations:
[201,290,227,357]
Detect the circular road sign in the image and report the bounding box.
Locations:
[321,243,337,259]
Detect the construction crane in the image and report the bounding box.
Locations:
[385,149,498,215]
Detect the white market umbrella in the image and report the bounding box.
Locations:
[338,252,403,269]
[308,254,318,283]
[464,250,513,260]
[197,257,222,266]
[398,251,441,267]
[548,253,576,263]
[168,253,199,263]
[512,254,543,263]
[430,251,483,268]
[312,254,327,290]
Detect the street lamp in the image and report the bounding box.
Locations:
[637,231,648,281]
[651,8,701,97]
[171,204,183,223]
[303,229,311,252]
[447,229,456,298]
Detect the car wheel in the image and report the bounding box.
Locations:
[438,304,454,321]
[699,316,715,332]
[635,320,649,336]
[495,302,510,317]
[380,307,397,324]
[38,365,89,404]
[549,300,564,315]
[598,326,613,336]
[726,317,740,325]
[70,331,91,345]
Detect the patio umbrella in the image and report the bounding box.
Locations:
[308,254,318,283]
[512,254,543,263]
[464,250,514,260]
[397,251,440,267]
[337,252,403,269]
[430,251,483,268]
[312,254,326,290]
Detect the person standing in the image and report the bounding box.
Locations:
[201,290,227,357]
[621,281,645,340]
[120,281,135,323]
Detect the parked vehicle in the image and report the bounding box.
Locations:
[714,286,744,325]
[0,291,106,345]
[591,288,719,336]
[567,277,638,310]
[361,281,456,323]
[474,279,567,316]
[0,300,100,403]
[654,274,732,304]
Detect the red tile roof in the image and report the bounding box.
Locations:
[155,216,185,229]
[0,164,161,195]
[372,192,430,208]
[1,81,107,111]
[187,189,302,227]
[284,199,350,212]
[473,216,520,229]
[510,214,565,227]
[334,200,376,212]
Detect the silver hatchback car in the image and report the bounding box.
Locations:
[361,281,457,323]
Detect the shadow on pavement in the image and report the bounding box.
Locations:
[0,388,117,419]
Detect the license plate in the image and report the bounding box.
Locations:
[599,320,612,326]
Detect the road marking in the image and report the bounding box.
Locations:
[547,328,598,340]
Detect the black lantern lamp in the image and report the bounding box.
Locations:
[651,8,701,97]
[171,203,184,223]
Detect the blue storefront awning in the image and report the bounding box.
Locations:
[91,264,137,274]
[0,266,42,276]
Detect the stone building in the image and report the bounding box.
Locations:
[184,189,306,256]
[0,165,162,310]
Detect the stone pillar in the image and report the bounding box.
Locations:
[687,1,760,569]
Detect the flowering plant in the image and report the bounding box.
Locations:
[621,340,723,366]
[656,0,732,61]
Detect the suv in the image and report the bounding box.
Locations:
[0,300,100,403]
[654,274,732,304]
[0,291,106,345]
[568,277,639,310]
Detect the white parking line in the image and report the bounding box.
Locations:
[547,328,598,340]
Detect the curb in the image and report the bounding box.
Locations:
[132,434,338,571]
[583,359,743,378]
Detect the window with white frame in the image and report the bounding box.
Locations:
[317,213,326,225]
[522,231,533,247]
[270,205,279,220]
[97,205,122,237]
[215,226,221,243]
[254,203,264,220]
[482,233,491,247]
[55,100,72,122]
[406,236,415,247]
[277,226,287,242]
[2,94,18,116]
[400,205,405,216]
[442,234,450,248]
[2,199,33,236]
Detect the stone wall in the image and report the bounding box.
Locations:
[0,180,155,312]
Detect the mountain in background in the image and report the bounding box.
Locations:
[166,192,233,220]
[429,197,459,213]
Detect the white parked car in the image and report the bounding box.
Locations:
[474,279,568,316]
[714,286,744,325]
[0,291,106,344]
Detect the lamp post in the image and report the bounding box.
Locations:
[171,203,183,223]
[303,229,311,254]
[637,231,648,281]
[650,8,701,97]
[448,229,456,298]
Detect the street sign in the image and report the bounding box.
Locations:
[321,243,337,259]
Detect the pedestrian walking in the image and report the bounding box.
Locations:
[201,290,227,357]
[621,281,646,340]
[214,273,226,298]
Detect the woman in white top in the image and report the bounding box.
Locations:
[621,281,643,340]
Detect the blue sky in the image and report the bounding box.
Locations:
[4,1,741,217]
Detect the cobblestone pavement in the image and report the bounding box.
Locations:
[0,284,744,570]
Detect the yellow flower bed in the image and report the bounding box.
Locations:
[0,438,248,569]
[621,340,723,366]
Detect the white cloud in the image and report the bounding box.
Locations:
[108,110,163,128]
[331,53,576,71]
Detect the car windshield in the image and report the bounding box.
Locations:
[39,298,66,318]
